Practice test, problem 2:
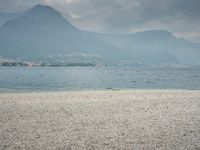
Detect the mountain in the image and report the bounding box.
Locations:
[0,4,200,66]
[0,12,22,26]
[95,30,200,65]
[0,5,122,63]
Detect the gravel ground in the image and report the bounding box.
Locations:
[0,90,200,150]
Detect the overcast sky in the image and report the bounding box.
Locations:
[0,0,200,43]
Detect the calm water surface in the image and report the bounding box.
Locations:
[0,66,200,92]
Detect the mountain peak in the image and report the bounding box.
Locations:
[1,4,77,31]
[135,30,173,36]
[132,30,176,40]
[31,4,57,12]
[33,4,51,8]
[26,4,62,18]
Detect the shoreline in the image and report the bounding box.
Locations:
[0,88,200,94]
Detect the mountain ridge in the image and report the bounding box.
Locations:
[0,4,200,66]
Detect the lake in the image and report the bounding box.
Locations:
[0,66,200,92]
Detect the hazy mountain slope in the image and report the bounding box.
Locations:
[94,30,200,65]
[0,12,22,26]
[0,4,200,65]
[0,5,123,62]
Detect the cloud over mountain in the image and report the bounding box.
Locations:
[0,0,200,42]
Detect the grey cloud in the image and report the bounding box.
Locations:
[0,0,44,13]
[60,0,200,42]
[0,0,200,42]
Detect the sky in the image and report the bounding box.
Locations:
[0,0,200,43]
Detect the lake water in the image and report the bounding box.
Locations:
[0,66,200,92]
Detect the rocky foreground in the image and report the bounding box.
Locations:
[0,90,200,149]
